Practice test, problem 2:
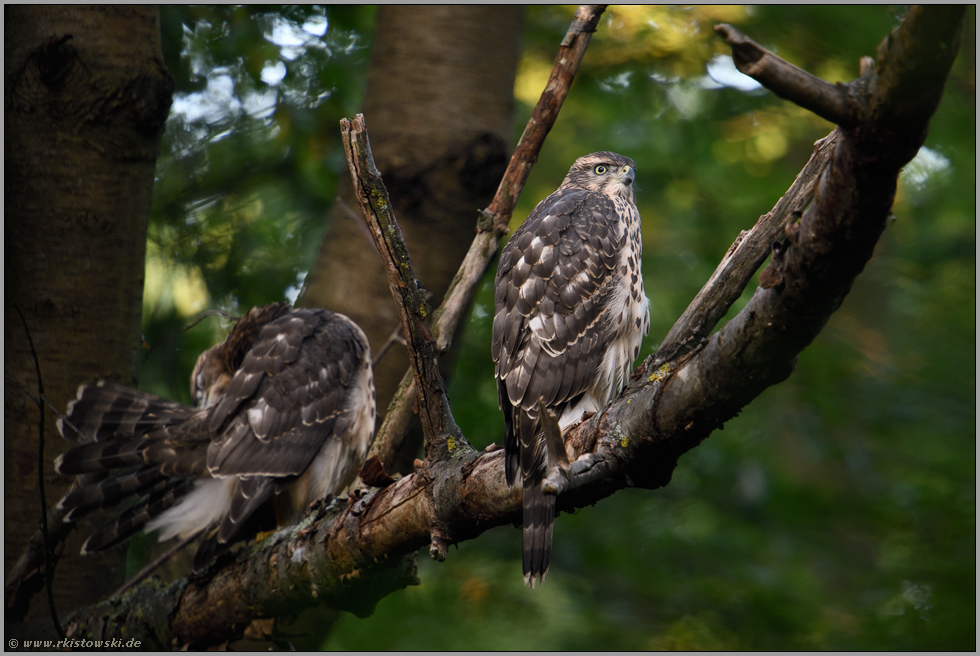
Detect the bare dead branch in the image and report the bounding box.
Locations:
[716,5,965,158]
[654,129,839,367]
[341,114,464,461]
[367,372,419,476]
[714,24,855,127]
[371,322,407,369]
[485,4,607,233]
[871,5,966,132]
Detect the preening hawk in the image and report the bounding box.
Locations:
[492,152,650,587]
[55,302,376,570]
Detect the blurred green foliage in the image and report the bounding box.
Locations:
[143,5,974,650]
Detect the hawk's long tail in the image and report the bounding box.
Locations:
[54,381,205,553]
[57,380,195,443]
[522,481,555,588]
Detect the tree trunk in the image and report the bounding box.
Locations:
[4,5,173,621]
[299,6,523,472]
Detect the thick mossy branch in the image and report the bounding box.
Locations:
[55,499,423,649]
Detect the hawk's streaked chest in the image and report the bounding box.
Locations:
[612,196,649,347]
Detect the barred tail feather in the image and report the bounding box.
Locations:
[54,439,155,475]
[522,482,555,589]
[81,479,194,554]
[58,380,195,443]
[58,465,167,521]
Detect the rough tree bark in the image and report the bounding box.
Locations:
[10,5,965,649]
[299,6,524,476]
[4,5,173,622]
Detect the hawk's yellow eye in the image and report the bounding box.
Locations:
[594,165,608,174]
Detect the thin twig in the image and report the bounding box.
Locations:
[334,195,380,249]
[142,309,238,363]
[4,374,83,438]
[13,304,65,639]
[110,530,204,600]
[372,322,407,369]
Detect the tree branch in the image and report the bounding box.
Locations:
[341,113,461,462]
[871,5,966,132]
[37,6,963,649]
[654,129,839,367]
[485,3,607,233]
[604,4,966,486]
[715,24,855,127]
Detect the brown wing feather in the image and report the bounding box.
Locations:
[495,193,623,408]
[492,188,624,589]
[206,308,371,479]
[492,187,624,475]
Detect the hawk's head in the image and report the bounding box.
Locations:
[561,151,637,201]
[190,344,232,409]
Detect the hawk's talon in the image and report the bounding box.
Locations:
[541,468,570,496]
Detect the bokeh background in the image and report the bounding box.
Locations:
[139,6,974,650]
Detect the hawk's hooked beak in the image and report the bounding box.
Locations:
[617,165,635,186]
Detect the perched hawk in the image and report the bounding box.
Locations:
[492,152,650,587]
[55,302,376,570]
